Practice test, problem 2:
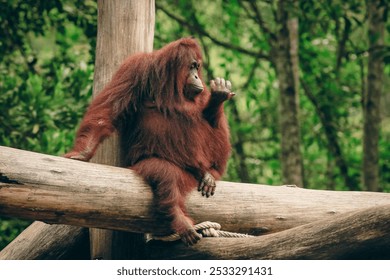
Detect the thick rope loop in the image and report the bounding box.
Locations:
[146,221,254,242]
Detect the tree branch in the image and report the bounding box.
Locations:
[156,3,268,59]
[300,78,358,190]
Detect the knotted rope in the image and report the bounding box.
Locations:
[146,221,254,242]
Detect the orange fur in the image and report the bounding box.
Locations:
[65,38,231,241]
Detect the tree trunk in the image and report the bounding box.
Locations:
[86,0,155,260]
[1,146,390,236]
[363,0,385,192]
[147,205,390,260]
[274,0,304,187]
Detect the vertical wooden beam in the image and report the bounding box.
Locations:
[89,0,155,260]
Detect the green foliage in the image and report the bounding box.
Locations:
[0,0,96,250]
[0,30,93,155]
[157,0,389,192]
[0,218,31,250]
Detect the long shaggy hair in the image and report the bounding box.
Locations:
[101,38,204,117]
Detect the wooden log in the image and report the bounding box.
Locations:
[1,146,390,236]
[147,204,390,259]
[0,221,89,260]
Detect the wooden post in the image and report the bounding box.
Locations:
[88,0,155,260]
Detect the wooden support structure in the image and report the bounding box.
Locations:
[1,146,390,235]
[0,222,89,260]
[87,0,155,260]
[1,146,390,259]
[147,205,390,259]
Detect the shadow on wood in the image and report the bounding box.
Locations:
[0,222,89,260]
[146,205,390,259]
[1,146,390,259]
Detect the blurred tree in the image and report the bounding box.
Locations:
[299,0,359,190]
[273,0,304,187]
[363,0,387,191]
[155,0,389,191]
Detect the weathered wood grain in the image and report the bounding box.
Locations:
[87,0,155,260]
[1,146,390,236]
[0,221,89,260]
[147,204,390,259]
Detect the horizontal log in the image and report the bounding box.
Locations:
[1,146,390,236]
[0,222,89,260]
[147,205,390,259]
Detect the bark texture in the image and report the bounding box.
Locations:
[147,205,390,260]
[1,146,390,235]
[0,222,89,260]
[1,146,390,259]
[274,0,303,187]
[363,0,385,191]
[87,0,155,260]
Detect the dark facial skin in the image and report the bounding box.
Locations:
[185,61,203,98]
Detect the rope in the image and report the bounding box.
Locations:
[145,221,254,242]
